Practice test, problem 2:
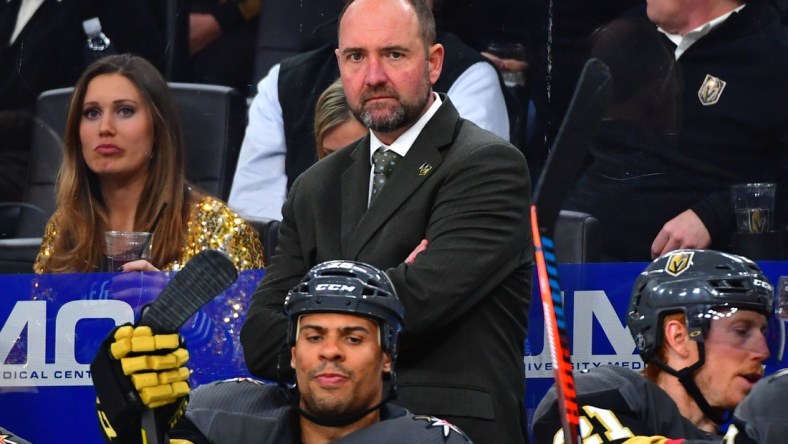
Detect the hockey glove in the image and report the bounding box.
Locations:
[91,324,190,443]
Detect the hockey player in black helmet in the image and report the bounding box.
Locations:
[92,260,471,443]
[533,249,775,444]
[723,368,788,444]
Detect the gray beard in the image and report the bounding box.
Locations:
[354,83,431,133]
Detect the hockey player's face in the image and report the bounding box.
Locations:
[694,309,769,409]
[291,313,392,419]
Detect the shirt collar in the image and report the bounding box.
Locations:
[369,92,442,161]
[9,0,58,45]
[658,4,745,59]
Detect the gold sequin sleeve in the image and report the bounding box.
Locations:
[33,218,58,274]
[164,196,265,271]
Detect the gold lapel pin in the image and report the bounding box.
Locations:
[698,74,726,106]
[418,163,433,176]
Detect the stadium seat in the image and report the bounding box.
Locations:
[554,210,602,263]
[251,0,342,89]
[246,217,281,266]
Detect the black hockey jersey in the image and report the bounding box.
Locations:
[531,366,720,444]
[171,378,472,443]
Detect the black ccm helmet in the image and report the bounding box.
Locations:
[285,260,405,355]
[628,249,773,364]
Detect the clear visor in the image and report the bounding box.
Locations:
[694,277,788,369]
[699,307,778,365]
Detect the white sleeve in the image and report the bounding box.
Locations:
[228,64,287,221]
[446,61,511,141]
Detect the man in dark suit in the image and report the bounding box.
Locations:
[240,0,533,442]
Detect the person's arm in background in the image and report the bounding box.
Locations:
[651,208,713,259]
[446,62,510,141]
[228,64,288,221]
[240,177,311,380]
[189,0,261,55]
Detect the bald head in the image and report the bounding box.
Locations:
[339,0,436,52]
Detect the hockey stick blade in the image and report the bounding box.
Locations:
[533,58,612,238]
[137,249,238,444]
[138,249,238,332]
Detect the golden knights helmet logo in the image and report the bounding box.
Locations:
[698,74,726,106]
[665,251,694,276]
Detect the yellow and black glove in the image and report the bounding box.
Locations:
[91,324,190,443]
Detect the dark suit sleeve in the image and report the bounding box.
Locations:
[388,140,532,348]
[240,177,311,380]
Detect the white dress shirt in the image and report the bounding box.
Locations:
[658,4,745,59]
[367,93,442,203]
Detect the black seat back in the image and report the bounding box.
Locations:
[251,0,342,88]
[31,83,246,203]
[169,82,247,200]
[554,210,602,263]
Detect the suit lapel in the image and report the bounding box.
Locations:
[340,136,372,257]
[346,98,460,258]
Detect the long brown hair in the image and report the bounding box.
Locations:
[44,54,195,272]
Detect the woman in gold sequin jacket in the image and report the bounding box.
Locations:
[34,54,264,273]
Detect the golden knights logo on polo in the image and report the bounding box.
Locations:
[698,74,726,106]
[665,251,694,277]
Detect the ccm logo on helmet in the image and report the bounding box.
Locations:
[315,284,356,292]
[753,278,773,292]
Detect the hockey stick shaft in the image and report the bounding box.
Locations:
[531,58,612,444]
[532,206,581,444]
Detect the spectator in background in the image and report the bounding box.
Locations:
[0,0,165,202]
[186,0,260,92]
[533,250,774,442]
[239,0,532,441]
[0,0,164,113]
[228,0,510,221]
[566,0,788,261]
[523,0,643,181]
[33,54,263,274]
[564,16,682,261]
[314,78,367,159]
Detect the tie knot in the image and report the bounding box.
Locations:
[372,147,402,178]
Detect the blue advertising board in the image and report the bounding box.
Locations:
[1,262,786,442]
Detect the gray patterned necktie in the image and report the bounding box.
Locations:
[371,147,402,203]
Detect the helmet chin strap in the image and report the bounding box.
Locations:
[296,391,394,428]
[295,371,398,428]
[650,342,729,425]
